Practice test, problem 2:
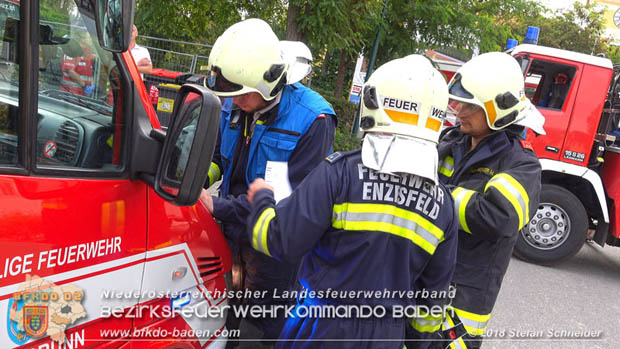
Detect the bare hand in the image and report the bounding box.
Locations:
[199,188,214,214]
[248,178,273,203]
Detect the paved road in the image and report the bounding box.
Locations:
[485,241,620,348]
[207,182,620,348]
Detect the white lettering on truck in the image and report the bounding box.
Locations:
[0,237,122,279]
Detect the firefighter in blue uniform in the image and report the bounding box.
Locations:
[200,18,337,345]
[245,55,458,348]
[437,52,544,348]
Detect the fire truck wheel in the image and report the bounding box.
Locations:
[514,184,588,265]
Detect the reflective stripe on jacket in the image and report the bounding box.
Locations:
[247,149,458,341]
[437,126,541,316]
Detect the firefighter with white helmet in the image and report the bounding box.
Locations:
[201,18,337,345]
[245,55,458,348]
[437,51,542,348]
[279,40,313,85]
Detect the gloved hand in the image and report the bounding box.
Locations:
[83,84,95,97]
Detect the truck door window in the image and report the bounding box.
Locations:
[525,73,542,101]
[515,56,530,74]
[0,0,19,165]
[526,59,576,111]
[37,0,123,171]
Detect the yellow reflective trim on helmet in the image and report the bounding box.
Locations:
[484,100,497,126]
[252,207,274,257]
[332,202,444,255]
[384,109,419,125]
[426,117,442,131]
[451,187,475,234]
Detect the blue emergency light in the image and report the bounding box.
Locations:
[506,39,518,50]
[523,26,540,45]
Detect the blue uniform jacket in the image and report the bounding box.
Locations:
[208,84,336,309]
[247,150,458,341]
[211,83,336,233]
[437,126,541,317]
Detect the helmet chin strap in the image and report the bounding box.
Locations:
[270,72,287,97]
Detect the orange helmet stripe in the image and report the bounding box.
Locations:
[385,109,419,126]
[484,100,497,126]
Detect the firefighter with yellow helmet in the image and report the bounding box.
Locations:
[245,55,458,348]
[437,51,543,348]
[201,18,337,345]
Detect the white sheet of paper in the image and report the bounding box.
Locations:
[265,161,293,203]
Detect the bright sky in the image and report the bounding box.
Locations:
[536,0,587,12]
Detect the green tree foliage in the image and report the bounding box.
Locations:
[138,0,620,105]
[303,0,542,97]
[134,0,288,44]
[286,0,382,98]
[40,0,73,35]
[135,0,234,44]
[511,2,607,56]
[375,0,541,64]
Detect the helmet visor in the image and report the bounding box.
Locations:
[447,99,483,119]
[448,73,474,99]
[206,66,244,94]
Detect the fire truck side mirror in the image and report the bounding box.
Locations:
[154,84,221,206]
[93,0,135,53]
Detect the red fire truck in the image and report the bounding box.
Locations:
[435,44,620,264]
[506,44,620,264]
[0,0,230,347]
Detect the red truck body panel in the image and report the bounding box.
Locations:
[602,150,620,239]
[522,54,613,166]
[0,3,230,347]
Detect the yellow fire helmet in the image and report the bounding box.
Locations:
[448,51,534,131]
[205,18,288,101]
[359,54,449,183]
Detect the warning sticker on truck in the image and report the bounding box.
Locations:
[157,97,175,113]
[563,150,585,162]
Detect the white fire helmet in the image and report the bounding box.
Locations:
[359,54,449,183]
[448,51,545,134]
[279,40,313,84]
[205,18,288,101]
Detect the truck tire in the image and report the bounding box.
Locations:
[514,184,588,265]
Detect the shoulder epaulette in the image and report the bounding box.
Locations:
[325,152,344,163]
[520,139,534,152]
[325,149,359,164]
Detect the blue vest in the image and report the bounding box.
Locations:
[219,83,335,196]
